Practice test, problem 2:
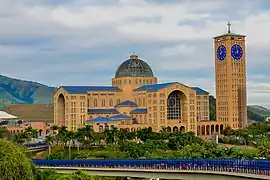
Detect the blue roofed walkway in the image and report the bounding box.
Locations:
[33,159,270,179]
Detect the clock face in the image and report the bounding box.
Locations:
[231,44,243,60]
[217,45,226,61]
[168,97,176,107]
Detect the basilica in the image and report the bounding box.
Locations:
[54,26,247,136]
[54,52,224,136]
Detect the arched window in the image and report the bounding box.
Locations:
[167,90,181,120]
[109,99,113,107]
[138,98,141,106]
[87,99,90,108]
[102,99,106,107]
[94,99,97,107]
[117,99,120,104]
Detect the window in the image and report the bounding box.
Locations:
[167,91,181,120]
[144,115,147,124]
[109,99,113,107]
[101,99,105,107]
[94,99,97,107]
[117,99,121,104]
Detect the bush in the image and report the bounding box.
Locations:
[0,139,35,180]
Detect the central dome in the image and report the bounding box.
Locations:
[115,53,154,78]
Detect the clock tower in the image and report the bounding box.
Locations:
[214,22,247,129]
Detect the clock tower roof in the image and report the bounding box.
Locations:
[214,32,245,39]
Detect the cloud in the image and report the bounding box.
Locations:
[0,0,269,107]
[161,44,195,56]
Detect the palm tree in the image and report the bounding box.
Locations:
[50,125,59,135]
[45,135,54,155]
[13,132,28,144]
[58,125,67,133]
[65,131,75,159]
[258,139,270,158]
[30,129,39,142]
[111,127,119,145]
[24,126,39,142]
[83,125,95,141]
[57,126,68,146]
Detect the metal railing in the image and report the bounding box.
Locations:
[32,159,270,176]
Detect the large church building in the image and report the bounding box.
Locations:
[54,25,247,136]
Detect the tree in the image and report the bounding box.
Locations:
[0,127,8,138]
[56,126,69,146]
[0,139,35,180]
[13,132,29,144]
[45,135,54,155]
[50,125,59,135]
[258,139,270,158]
[59,170,96,180]
[65,131,75,159]
[34,168,61,180]
[222,126,233,136]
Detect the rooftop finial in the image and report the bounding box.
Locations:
[130,52,138,60]
[227,21,231,33]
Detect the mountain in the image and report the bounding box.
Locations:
[0,74,268,122]
[0,75,56,105]
[247,105,270,121]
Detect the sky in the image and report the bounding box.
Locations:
[0,0,270,108]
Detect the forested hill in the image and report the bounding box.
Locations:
[0,75,56,105]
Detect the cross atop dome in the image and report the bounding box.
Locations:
[130,52,138,60]
[227,21,231,33]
